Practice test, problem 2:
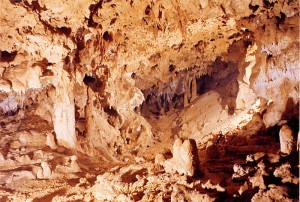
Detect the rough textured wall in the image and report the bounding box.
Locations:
[0,0,299,201]
[0,0,299,155]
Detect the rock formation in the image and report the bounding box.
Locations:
[156,138,199,176]
[0,0,299,201]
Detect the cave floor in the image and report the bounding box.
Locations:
[0,108,298,201]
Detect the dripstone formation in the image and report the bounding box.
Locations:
[0,0,299,201]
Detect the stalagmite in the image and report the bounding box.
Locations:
[158,138,199,176]
[279,125,294,156]
[53,72,76,149]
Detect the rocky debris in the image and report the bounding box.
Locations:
[156,138,199,176]
[55,156,82,174]
[18,131,47,148]
[232,164,251,181]
[273,163,299,184]
[267,153,281,164]
[201,180,225,192]
[91,162,214,201]
[46,132,57,150]
[246,152,266,163]
[251,185,292,202]
[279,125,294,156]
[238,182,249,195]
[0,170,36,184]
[34,161,52,179]
[249,161,268,190]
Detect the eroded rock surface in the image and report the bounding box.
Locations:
[0,0,299,201]
[156,138,199,176]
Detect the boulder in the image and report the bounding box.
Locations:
[162,139,199,176]
[279,125,294,156]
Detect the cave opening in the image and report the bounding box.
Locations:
[140,58,240,118]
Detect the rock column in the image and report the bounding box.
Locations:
[53,72,76,149]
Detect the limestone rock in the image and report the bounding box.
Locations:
[41,161,52,179]
[201,180,225,192]
[251,186,291,202]
[11,171,36,182]
[154,153,166,165]
[279,125,294,156]
[162,139,199,176]
[232,164,250,181]
[249,161,268,190]
[16,155,31,165]
[238,182,249,195]
[273,163,299,184]
[46,132,57,150]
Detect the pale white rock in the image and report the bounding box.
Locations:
[53,70,76,148]
[41,161,52,179]
[33,166,44,179]
[273,163,299,184]
[46,132,57,150]
[154,153,166,165]
[249,161,268,190]
[232,164,250,181]
[162,138,199,176]
[33,150,45,160]
[279,125,294,156]
[251,186,292,202]
[246,152,266,163]
[11,171,36,181]
[201,180,225,192]
[0,172,13,184]
[16,155,31,165]
[70,155,81,173]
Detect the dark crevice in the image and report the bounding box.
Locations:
[262,0,275,9]
[169,64,175,72]
[276,12,286,28]
[88,0,103,27]
[145,5,151,15]
[110,18,117,25]
[0,51,17,62]
[31,0,47,11]
[57,27,72,36]
[83,74,103,92]
[103,31,113,42]
[249,4,259,12]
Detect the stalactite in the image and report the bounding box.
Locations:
[191,78,197,101]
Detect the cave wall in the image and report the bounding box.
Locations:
[0,0,299,156]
